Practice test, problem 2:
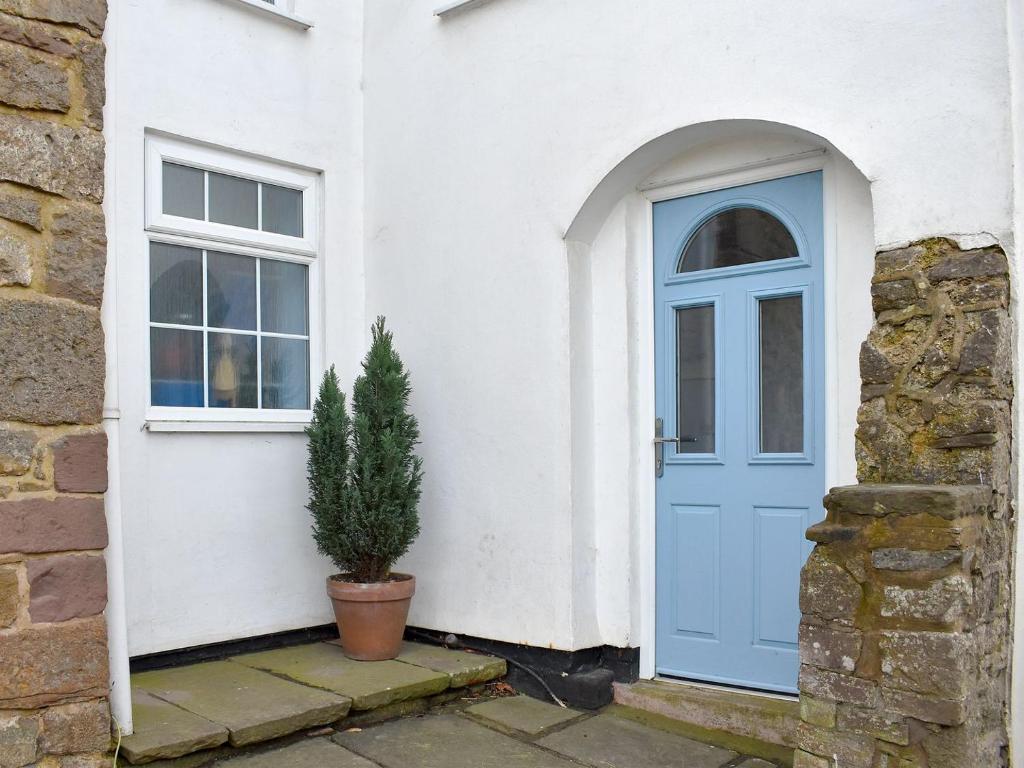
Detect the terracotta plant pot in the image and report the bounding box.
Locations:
[326,573,415,661]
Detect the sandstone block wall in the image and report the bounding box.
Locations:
[0,1,111,766]
[796,239,1013,767]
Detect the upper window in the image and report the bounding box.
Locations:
[677,207,798,273]
[146,134,318,255]
[145,135,319,423]
[162,162,303,237]
[224,0,313,30]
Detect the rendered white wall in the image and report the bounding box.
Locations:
[108,0,1019,661]
[108,0,364,656]
[362,0,1016,652]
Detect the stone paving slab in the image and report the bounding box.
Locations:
[466,695,583,735]
[233,642,449,710]
[120,690,229,764]
[394,641,507,687]
[214,737,377,767]
[132,661,350,748]
[334,713,580,768]
[537,712,738,768]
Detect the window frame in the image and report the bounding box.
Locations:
[144,135,321,430]
[217,0,314,30]
[146,134,319,257]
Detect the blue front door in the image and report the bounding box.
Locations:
[653,171,825,693]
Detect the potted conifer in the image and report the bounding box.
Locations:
[306,317,423,661]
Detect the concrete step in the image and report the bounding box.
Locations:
[121,640,507,765]
[612,679,799,766]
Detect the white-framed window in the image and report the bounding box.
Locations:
[144,134,320,428]
[220,0,313,29]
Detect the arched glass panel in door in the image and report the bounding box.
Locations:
[677,207,798,273]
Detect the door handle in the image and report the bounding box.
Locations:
[655,420,701,477]
[655,418,680,478]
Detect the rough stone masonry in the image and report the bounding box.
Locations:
[796,239,1014,767]
[0,1,112,766]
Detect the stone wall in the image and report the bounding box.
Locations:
[0,2,111,766]
[796,239,1014,767]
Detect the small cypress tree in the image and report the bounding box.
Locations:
[348,317,423,582]
[305,319,423,583]
[306,366,355,570]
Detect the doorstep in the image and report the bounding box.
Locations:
[120,640,507,765]
[612,679,799,766]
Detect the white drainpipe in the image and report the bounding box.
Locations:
[102,0,133,734]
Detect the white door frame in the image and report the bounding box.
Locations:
[636,151,840,682]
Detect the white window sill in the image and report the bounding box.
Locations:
[218,0,313,30]
[145,408,312,433]
[434,0,496,17]
[145,420,310,433]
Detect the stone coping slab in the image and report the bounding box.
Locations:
[233,642,449,710]
[466,695,582,735]
[537,712,738,768]
[132,661,350,747]
[334,713,580,768]
[215,737,376,767]
[120,690,229,764]
[394,640,507,687]
[823,484,992,520]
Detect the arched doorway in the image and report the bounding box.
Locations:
[563,121,874,687]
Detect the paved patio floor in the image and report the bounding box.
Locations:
[120,640,788,767]
[176,698,782,768]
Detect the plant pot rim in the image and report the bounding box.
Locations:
[326,572,415,602]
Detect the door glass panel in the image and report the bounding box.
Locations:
[759,295,804,453]
[678,208,798,273]
[676,305,715,454]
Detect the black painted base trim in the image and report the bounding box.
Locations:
[130,623,339,673]
[405,626,639,709]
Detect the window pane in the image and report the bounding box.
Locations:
[162,162,204,220]
[678,208,798,273]
[260,259,308,335]
[150,242,203,325]
[760,295,804,453]
[262,184,303,237]
[151,327,204,407]
[208,333,257,408]
[208,172,258,229]
[262,337,309,409]
[207,251,256,330]
[676,305,715,454]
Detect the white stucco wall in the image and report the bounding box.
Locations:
[362,0,1016,654]
[106,0,364,657]
[105,0,1019,668]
